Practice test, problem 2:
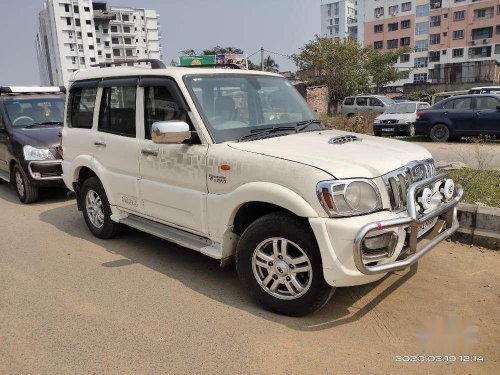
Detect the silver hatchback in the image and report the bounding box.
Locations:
[341,95,394,117]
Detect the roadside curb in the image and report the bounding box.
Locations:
[453,203,499,250]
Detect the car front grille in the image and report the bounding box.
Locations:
[381,119,398,124]
[382,159,435,212]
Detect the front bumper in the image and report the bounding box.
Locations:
[310,173,463,287]
[373,123,413,135]
[25,160,64,187]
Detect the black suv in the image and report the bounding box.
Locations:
[0,87,66,203]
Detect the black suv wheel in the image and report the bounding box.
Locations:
[13,164,39,203]
[430,123,450,142]
[80,177,121,239]
[236,212,334,316]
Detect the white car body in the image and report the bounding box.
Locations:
[61,64,462,315]
[373,102,430,136]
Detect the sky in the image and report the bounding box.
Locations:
[0,0,320,85]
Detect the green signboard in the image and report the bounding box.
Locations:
[179,55,216,66]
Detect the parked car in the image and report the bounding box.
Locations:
[0,86,66,203]
[468,86,500,95]
[430,90,468,106]
[61,60,462,316]
[415,94,500,142]
[341,95,394,117]
[373,101,430,137]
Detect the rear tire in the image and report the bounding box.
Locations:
[13,164,39,204]
[407,124,415,137]
[430,124,450,142]
[236,212,334,316]
[80,177,121,239]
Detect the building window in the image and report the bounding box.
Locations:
[414,57,428,68]
[429,51,440,62]
[96,38,101,43]
[402,2,411,12]
[89,45,94,50]
[388,23,398,31]
[122,14,130,21]
[430,15,441,27]
[66,17,72,26]
[374,7,384,18]
[71,57,76,64]
[126,49,133,57]
[80,57,85,64]
[400,54,410,63]
[86,20,91,25]
[413,73,428,83]
[442,50,447,55]
[78,44,83,51]
[64,4,70,12]
[68,31,73,39]
[416,40,428,52]
[469,46,492,58]
[69,43,75,51]
[452,48,464,58]
[75,19,80,27]
[401,20,411,29]
[77,32,82,39]
[123,26,131,33]
[113,49,121,57]
[90,58,95,62]
[453,11,465,21]
[472,27,493,40]
[474,7,494,20]
[416,4,430,17]
[497,25,500,35]
[112,37,119,44]
[111,26,118,33]
[430,0,442,10]
[95,25,99,31]
[430,33,441,45]
[103,29,108,34]
[73,5,79,14]
[98,50,102,56]
[387,39,398,49]
[87,32,92,37]
[84,7,90,12]
[400,37,411,46]
[495,44,500,54]
[453,30,465,39]
[106,53,111,59]
[416,22,429,35]
[389,5,399,15]
[124,38,131,45]
[104,41,110,47]
[374,24,383,33]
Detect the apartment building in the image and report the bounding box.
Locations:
[363,0,500,90]
[321,0,364,44]
[36,0,162,87]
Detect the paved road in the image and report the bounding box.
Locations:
[0,185,498,375]
[410,140,500,170]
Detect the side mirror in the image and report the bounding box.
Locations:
[151,121,191,144]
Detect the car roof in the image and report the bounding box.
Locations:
[70,66,282,84]
[469,86,500,90]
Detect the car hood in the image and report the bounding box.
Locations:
[11,126,62,149]
[228,130,432,179]
[376,113,416,121]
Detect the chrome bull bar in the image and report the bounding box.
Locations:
[354,173,464,275]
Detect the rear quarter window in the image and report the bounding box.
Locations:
[343,97,355,105]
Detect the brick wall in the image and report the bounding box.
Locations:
[307,86,329,115]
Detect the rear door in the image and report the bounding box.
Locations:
[93,78,141,211]
[355,97,369,113]
[473,96,500,136]
[441,97,474,135]
[368,97,386,114]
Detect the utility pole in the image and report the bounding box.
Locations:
[260,47,264,71]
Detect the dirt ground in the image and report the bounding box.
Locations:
[0,185,498,374]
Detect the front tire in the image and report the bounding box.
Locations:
[80,177,121,239]
[13,164,39,204]
[236,213,334,316]
[430,123,450,142]
[407,124,415,137]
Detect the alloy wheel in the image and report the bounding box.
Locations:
[85,190,105,228]
[15,171,25,198]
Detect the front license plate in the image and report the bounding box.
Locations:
[382,128,394,132]
[418,217,438,237]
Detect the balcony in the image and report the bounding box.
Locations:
[93,10,114,20]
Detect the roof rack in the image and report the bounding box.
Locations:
[0,86,66,95]
[183,64,242,70]
[90,59,166,69]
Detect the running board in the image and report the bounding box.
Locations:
[119,214,222,260]
[0,170,10,182]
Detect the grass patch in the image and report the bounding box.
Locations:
[321,114,377,135]
[439,168,500,207]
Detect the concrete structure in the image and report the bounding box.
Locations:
[363,0,500,91]
[36,0,162,87]
[321,0,364,44]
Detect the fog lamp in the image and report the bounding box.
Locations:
[440,179,455,201]
[362,232,398,259]
[417,187,433,210]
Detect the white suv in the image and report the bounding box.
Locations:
[62,61,462,316]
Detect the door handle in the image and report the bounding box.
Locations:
[141,148,159,157]
[94,140,106,146]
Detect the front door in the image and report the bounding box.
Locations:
[93,79,141,211]
[441,97,474,135]
[137,79,208,235]
[473,96,500,136]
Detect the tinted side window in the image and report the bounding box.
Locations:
[69,87,97,128]
[356,97,368,106]
[144,86,189,140]
[369,98,383,106]
[0,113,4,130]
[344,97,355,105]
[443,98,472,110]
[98,86,136,137]
[475,96,500,110]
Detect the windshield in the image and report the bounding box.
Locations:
[184,75,318,142]
[384,103,417,114]
[379,97,394,105]
[4,97,65,127]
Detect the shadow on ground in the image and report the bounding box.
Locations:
[36,200,418,331]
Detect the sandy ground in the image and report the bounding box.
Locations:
[0,185,498,375]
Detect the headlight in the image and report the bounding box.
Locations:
[373,119,381,124]
[23,145,55,161]
[398,119,411,124]
[317,179,382,217]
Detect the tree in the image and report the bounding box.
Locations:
[365,46,414,93]
[263,55,279,72]
[247,59,260,71]
[293,36,369,114]
[201,46,244,55]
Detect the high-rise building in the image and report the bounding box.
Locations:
[363,0,500,90]
[36,0,162,87]
[321,0,364,44]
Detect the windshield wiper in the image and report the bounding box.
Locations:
[295,119,323,132]
[239,126,296,141]
[25,121,63,128]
